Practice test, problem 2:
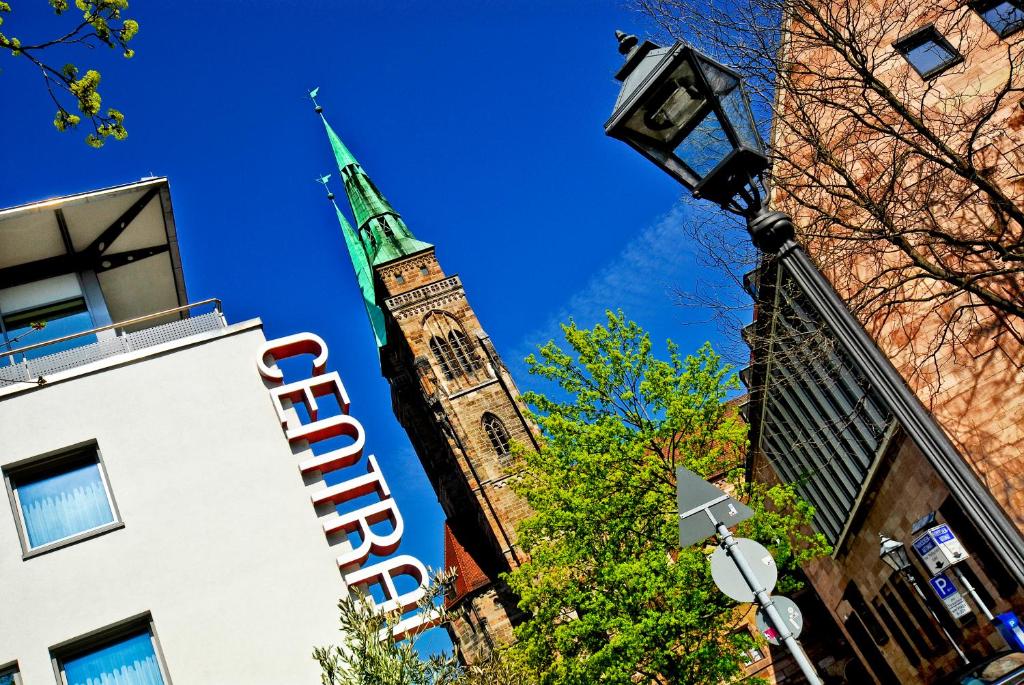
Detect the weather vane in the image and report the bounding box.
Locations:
[308,86,323,113]
[315,173,335,201]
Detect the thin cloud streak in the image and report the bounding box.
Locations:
[511,204,698,380]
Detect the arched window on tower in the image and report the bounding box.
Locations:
[448,330,481,374]
[483,413,512,459]
[429,336,456,380]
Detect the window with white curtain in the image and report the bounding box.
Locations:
[54,619,169,685]
[0,664,20,685]
[5,443,121,556]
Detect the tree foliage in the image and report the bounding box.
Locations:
[636,0,1024,380]
[504,312,829,684]
[314,570,523,685]
[1,0,138,146]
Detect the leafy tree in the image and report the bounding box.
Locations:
[504,312,829,684]
[314,569,523,685]
[1,0,138,146]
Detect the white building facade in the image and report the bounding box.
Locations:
[0,179,349,684]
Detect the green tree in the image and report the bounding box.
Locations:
[314,570,523,685]
[505,312,830,684]
[1,0,138,146]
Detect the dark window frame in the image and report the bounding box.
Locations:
[3,440,124,560]
[483,412,513,459]
[50,612,172,685]
[972,0,1024,37]
[0,661,21,685]
[894,25,964,80]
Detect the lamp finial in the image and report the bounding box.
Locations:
[615,30,639,56]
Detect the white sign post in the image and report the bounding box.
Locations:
[675,467,823,685]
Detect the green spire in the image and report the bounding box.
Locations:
[332,196,387,349]
[318,111,432,267]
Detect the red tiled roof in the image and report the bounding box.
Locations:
[443,522,491,606]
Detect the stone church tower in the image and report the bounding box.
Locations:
[316,105,535,663]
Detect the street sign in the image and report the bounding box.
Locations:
[756,595,803,645]
[676,467,753,548]
[710,538,777,603]
[913,524,969,574]
[929,573,972,619]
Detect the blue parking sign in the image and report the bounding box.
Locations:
[929,573,957,599]
[933,525,955,544]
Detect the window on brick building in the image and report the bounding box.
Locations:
[449,330,482,375]
[894,27,963,79]
[429,336,456,380]
[974,0,1024,37]
[395,273,405,284]
[419,266,429,276]
[483,413,512,458]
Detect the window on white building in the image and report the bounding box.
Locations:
[54,618,169,685]
[0,663,21,685]
[5,443,121,556]
[0,274,97,362]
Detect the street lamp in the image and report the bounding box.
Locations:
[604,32,767,208]
[878,533,969,663]
[604,30,1024,598]
[879,534,912,574]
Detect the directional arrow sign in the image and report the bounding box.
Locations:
[676,466,754,548]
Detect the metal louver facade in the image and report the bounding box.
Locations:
[746,260,896,544]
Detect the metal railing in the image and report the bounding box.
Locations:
[0,299,226,384]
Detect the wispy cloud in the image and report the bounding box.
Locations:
[511,203,700,378]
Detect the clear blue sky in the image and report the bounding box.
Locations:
[0,0,744,655]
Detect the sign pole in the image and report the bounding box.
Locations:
[951,566,995,621]
[714,519,823,685]
[905,570,969,663]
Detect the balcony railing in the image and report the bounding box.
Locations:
[0,299,226,385]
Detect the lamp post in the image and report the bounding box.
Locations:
[880,534,969,663]
[603,30,1024,593]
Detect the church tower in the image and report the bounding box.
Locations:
[316,103,535,663]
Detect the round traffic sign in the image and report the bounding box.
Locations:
[709,538,777,603]
[755,595,804,645]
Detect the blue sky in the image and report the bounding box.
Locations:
[0,0,745,655]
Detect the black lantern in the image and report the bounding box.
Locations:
[879,533,912,573]
[605,32,768,208]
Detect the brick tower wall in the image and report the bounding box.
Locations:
[374,248,534,662]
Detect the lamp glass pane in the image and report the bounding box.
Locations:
[695,53,763,153]
[719,87,763,152]
[623,60,705,145]
[672,108,732,179]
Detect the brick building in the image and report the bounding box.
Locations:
[314,104,535,663]
[739,1,1024,682]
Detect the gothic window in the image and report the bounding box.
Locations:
[379,217,395,238]
[483,413,512,458]
[429,336,456,380]
[448,330,481,374]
